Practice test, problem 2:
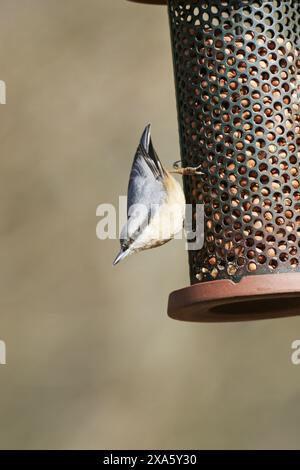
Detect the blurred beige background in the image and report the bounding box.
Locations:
[0,0,300,450]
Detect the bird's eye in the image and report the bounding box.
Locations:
[121,241,129,250]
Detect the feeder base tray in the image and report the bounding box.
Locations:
[168,273,300,322]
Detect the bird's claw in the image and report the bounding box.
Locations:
[170,162,204,176]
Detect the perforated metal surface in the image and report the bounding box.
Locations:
[168,0,300,285]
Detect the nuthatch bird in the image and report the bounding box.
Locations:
[113,124,203,265]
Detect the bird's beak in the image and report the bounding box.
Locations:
[113,248,130,266]
[140,123,151,152]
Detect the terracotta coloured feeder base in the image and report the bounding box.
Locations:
[168,273,300,322]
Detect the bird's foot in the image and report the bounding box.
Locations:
[170,161,204,176]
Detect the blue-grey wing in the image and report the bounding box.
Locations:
[128,148,166,209]
[122,148,166,242]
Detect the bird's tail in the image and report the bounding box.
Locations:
[139,124,167,180]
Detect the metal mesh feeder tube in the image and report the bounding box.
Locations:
[128,0,300,322]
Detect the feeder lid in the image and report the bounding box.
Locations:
[127,0,167,4]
